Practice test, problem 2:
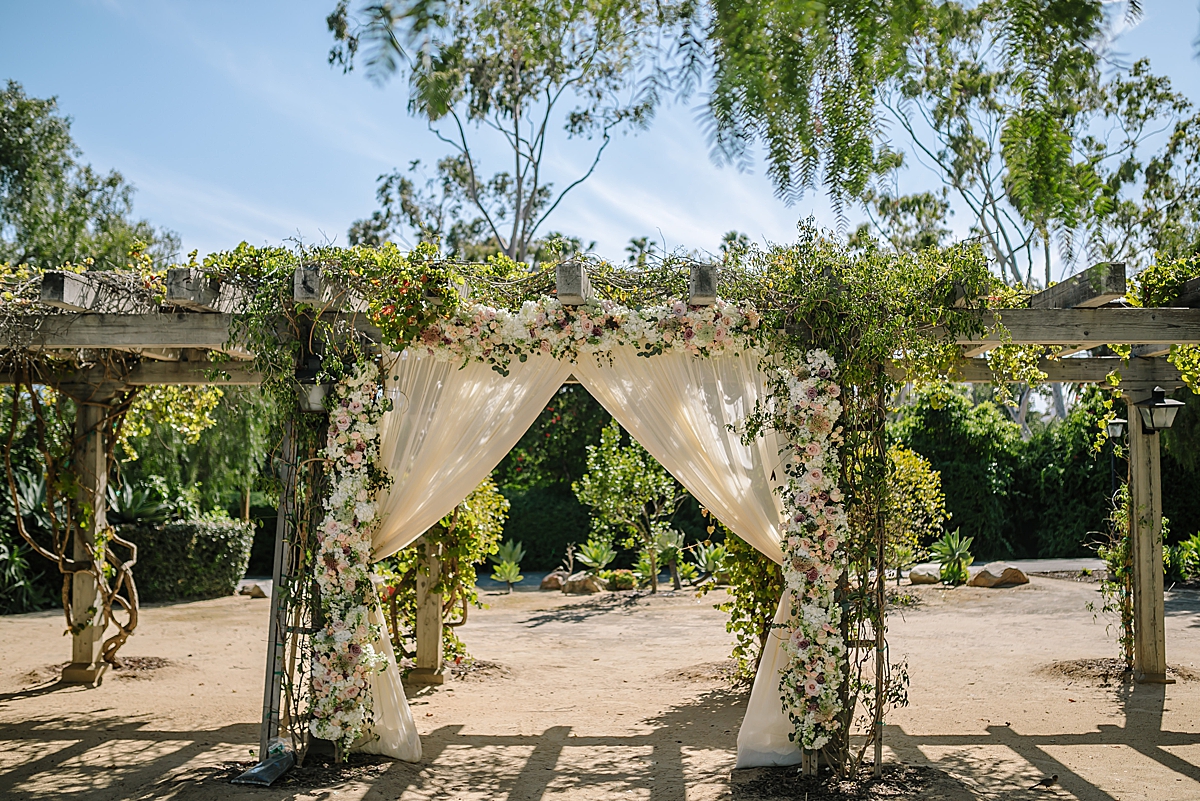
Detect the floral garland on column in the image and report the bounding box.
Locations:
[776,350,848,751]
[310,361,392,748]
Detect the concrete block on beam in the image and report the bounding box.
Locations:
[688,264,718,306]
[40,271,154,314]
[556,261,592,305]
[1029,262,1126,309]
[166,268,246,313]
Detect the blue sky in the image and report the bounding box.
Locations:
[2,0,1199,265]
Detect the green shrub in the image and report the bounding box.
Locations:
[600,568,636,590]
[886,445,947,570]
[577,537,617,572]
[123,520,254,602]
[699,530,784,682]
[1166,532,1200,584]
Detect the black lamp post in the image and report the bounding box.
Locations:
[1107,416,1127,500]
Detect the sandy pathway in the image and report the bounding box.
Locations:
[0,578,1197,800]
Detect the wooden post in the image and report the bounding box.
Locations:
[61,396,111,685]
[1126,398,1170,683]
[408,537,444,685]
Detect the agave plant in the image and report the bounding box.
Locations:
[931,529,974,586]
[489,539,526,566]
[491,560,523,593]
[576,537,616,573]
[692,541,729,579]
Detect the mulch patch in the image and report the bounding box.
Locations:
[664,659,747,686]
[20,656,175,685]
[447,658,510,682]
[1040,657,1199,685]
[216,752,394,788]
[731,763,973,800]
[1030,570,1106,583]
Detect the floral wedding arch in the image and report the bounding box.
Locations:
[307,294,848,764]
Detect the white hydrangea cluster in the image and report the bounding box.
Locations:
[310,361,389,748]
[776,349,848,751]
[416,296,763,368]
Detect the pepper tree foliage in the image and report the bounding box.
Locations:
[327,0,685,263]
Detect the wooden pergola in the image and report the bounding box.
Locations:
[1,261,1197,753]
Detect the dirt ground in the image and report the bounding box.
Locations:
[0,577,1198,800]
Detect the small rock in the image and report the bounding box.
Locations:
[540,569,569,591]
[967,562,1029,588]
[908,564,940,585]
[562,571,608,594]
[239,583,268,599]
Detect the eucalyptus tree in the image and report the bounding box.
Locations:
[328,0,686,263]
[0,81,178,271]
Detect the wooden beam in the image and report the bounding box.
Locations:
[955,308,1200,346]
[1028,262,1126,309]
[4,313,239,350]
[887,357,1183,386]
[1172,276,1200,308]
[408,538,445,686]
[166,268,246,313]
[127,361,261,385]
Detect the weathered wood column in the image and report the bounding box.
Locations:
[1126,397,1169,683]
[408,536,444,685]
[61,394,112,685]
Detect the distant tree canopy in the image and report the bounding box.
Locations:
[0,81,178,271]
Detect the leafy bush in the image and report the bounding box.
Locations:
[890,385,1022,559]
[490,539,526,567]
[123,519,254,602]
[0,527,53,614]
[1166,532,1200,584]
[600,568,636,590]
[931,529,974,586]
[692,540,729,581]
[886,445,946,570]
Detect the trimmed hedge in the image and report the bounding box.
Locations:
[121,520,254,602]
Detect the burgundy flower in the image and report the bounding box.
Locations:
[348,643,362,657]
[807,567,819,582]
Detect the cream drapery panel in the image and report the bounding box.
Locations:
[355,350,573,760]
[572,346,800,767]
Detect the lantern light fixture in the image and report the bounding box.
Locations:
[1106,417,1127,440]
[1134,387,1185,433]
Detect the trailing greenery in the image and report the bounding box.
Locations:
[699,528,783,682]
[378,478,508,664]
[124,520,254,603]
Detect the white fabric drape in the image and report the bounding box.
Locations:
[572,346,799,767]
[356,349,572,760]
[373,350,575,559]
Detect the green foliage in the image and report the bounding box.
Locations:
[105,482,171,527]
[379,478,508,663]
[329,0,682,262]
[124,520,254,603]
[885,445,947,569]
[0,525,52,613]
[118,386,225,462]
[494,385,610,491]
[1095,484,1134,668]
[498,484,591,570]
[576,537,616,573]
[890,384,1022,558]
[490,560,523,592]
[490,539,525,567]
[119,387,280,516]
[691,540,728,580]
[1165,533,1200,585]
[700,530,783,682]
[573,419,686,592]
[0,81,179,271]
[1132,257,1200,390]
[930,529,974,586]
[599,568,636,590]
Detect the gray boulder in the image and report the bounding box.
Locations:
[908,564,941,585]
[562,571,608,594]
[967,562,1029,588]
